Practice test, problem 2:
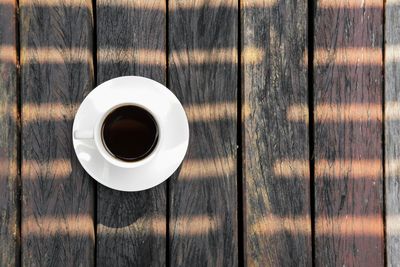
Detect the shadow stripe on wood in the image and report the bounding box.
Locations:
[100,215,220,236]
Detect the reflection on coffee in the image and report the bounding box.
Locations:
[102,105,158,162]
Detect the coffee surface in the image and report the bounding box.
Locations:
[102,105,158,162]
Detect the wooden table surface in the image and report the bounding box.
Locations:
[0,0,397,266]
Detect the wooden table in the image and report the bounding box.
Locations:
[0,0,397,266]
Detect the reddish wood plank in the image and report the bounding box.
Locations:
[314,0,384,265]
[20,0,95,265]
[0,0,18,265]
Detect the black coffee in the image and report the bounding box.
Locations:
[102,105,158,162]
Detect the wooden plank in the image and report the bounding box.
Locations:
[96,1,166,266]
[385,0,400,265]
[20,0,94,265]
[242,0,311,266]
[314,0,384,266]
[168,0,238,265]
[0,0,18,265]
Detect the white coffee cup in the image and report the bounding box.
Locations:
[74,102,163,169]
[72,76,189,191]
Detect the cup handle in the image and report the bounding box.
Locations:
[74,130,94,139]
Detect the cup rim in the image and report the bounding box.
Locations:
[94,102,163,169]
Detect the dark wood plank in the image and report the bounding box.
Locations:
[96,1,166,266]
[20,0,94,265]
[0,0,18,265]
[242,0,311,265]
[385,0,400,265]
[168,0,238,266]
[314,0,384,266]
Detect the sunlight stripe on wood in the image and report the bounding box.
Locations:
[0,45,17,64]
[19,0,91,7]
[311,47,382,65]
[251,215,311,235]
[97,48,165,65]
[273,159,381,179]
[241,0,277,8]
[13,102,237,122]
[22,103,78,122]
[97,0,164,9]
[251,215,388,236]
[287,103,381,122]
[18,47,264,65]
[184,102,236,122]
[22,215,94,236]
[22,159,72,179]
[170,0,237,9]
[20,47,92,64]
[179,157,235,180]
[318,0,383,8]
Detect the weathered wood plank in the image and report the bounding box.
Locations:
[20,0,94,265]
[0,0,18,265]
[96,1,167,266]
[314,0,384,266]
[168,0,238,266]
[385,0,400,265]
[242,0,311,266]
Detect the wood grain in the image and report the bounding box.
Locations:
[20,0,94,265]
[0,0,18,265]
[242,0,311,266]
[168,0,238,266]
[385,1,400,265]
[96,0,167,266]
[314,0,384,266]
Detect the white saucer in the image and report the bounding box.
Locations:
[72,76,189,191]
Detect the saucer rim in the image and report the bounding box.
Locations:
[72,75,189,192]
